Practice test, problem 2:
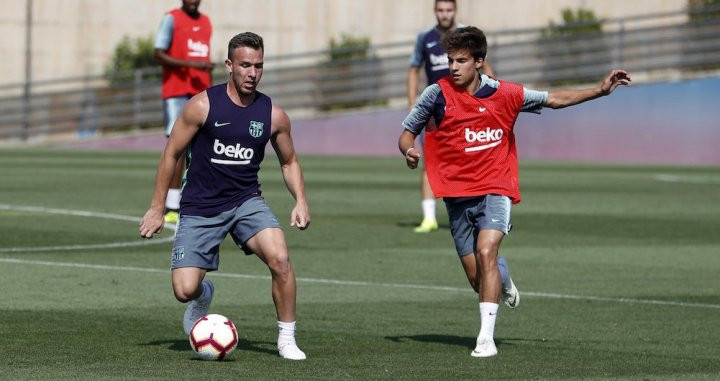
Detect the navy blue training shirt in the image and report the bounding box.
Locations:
[180,83,272,217]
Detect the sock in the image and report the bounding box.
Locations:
[497,255,512,291]
[479,302,499,341]
[197,280,210,301]
[166,188,181,210]
[421,199,436,221]
[277,320,297,346]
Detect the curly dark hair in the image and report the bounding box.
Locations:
[440,26,487,60]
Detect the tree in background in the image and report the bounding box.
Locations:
[105,35,160,84]
[685,0,720,70]
[687,0,720,19]
[319,34,384,110]
[328,34,371,61]
[538,7,610,87]
[543,8,603,37]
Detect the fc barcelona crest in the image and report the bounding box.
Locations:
[249,121,264,138]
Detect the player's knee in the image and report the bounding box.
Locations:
[173,283,201,303]
[266,253,292,276]
[477,245,499,259]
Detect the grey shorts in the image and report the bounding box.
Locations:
[163,96,190,136]
[170,196,282,271]
[444,194,512,257]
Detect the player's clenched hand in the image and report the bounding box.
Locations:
[139,208,164,238]
[290,201,311,230]
[192,61,216,72]
[600,69,631,95]
[405,147,421,169]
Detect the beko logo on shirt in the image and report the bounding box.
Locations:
[464,127,503,152]
[429,53,449,71]
[211,139,254,165]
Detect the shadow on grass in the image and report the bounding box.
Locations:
[140,338,277,356]
[385,334,550,349]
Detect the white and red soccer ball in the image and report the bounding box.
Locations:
[189,314,238,360]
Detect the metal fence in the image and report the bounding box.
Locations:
[1,7,719,141]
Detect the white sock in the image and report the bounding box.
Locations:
[479,302,499,341]
[166,188,181,210]
[421,199,436,221]
[277,320,297,346]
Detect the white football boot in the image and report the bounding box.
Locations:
[501,277,520,309]
[183,280,214,335]
[471,337,498,358]
[278,342,307,360]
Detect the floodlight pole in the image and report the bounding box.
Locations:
[22,0,33,141]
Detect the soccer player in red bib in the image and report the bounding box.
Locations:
[399,26,631,358]
[154,0,215,224]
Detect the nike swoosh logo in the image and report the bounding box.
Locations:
[426,41,438,48]
[214,121,231,128]
[491,218,500,223]
[479,107,487,112]
[192,26,201,32]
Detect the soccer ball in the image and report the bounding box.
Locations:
[189,314,238,360]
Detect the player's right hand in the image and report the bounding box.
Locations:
[192,61,216,72]
[139,208,164,239]
[405,147,421,169]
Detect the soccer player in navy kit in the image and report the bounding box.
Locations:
[140,32,308,360]
[407,0,494,233]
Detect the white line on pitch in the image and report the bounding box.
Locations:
[653,174,720,184]
[0,204,176,252]
[1,257,719,310]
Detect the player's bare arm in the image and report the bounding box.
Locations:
[155,49,215,72]
[399,129,422,170]
[546,69,631,109]
[139,92,210,238]
[270,104,310,230]
[407,66,421,109]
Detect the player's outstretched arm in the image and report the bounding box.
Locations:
[139,92,209,238]
[398,130,421,169]
[545,69,631,109]
[270,104,310,230]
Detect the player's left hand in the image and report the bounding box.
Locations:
[290,201,311,230]
[600,69,631,95]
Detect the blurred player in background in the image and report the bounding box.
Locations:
[399,26,631,357]
[407,0,494,233]
[155,0,215,223]
[141,32,309,360]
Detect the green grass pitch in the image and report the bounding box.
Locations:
[1,148,719,380]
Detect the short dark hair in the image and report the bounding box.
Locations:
[435,0,456,6]
[227,32,264,59]
[441,26,487,60]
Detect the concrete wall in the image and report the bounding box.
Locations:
[2,0,687,85]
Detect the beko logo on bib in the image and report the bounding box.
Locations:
[211,139,254,165]
[464,127,503,152]
[187,39,209,57]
